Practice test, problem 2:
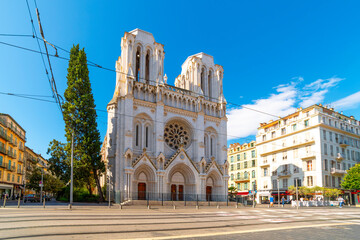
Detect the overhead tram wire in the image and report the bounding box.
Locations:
[3,90,335,157]
[25,0,54,102]
[0,38,281,119]
[0,33,281,119]
[35,5,63,114]
[0,91,255,141]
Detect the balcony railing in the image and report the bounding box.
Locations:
[0,145,6,155]
[5,163,16,172]
[17,168,23,174]
[339,141,349,148]
[7,150,16,159]
[330,168,347,175]
[260,160,270,167]
[234,177,250,182]
[18,156,24,163]
[18,144,25,152]
[301,151,316,160]
[336,153,344,161]
[0,130,8,141]
[278,170,291,177]
[0,161,5,168]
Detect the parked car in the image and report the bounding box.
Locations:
[25,194,40,203]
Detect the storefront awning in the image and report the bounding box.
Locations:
[0,183,13,190]
[237,191,249,196]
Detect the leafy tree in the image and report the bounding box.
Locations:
[341,164,360,190]
[27,167,64,196]
[228,186,237,194]
[47,140,68,182]
[62,44,105,200]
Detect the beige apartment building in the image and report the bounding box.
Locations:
[228,141,257,199]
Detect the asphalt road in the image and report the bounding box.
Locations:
[0,204,359,239]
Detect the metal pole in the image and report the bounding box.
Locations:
[108,165,111,208]
[40,169,43,204]
[277,178,280,208]
[296,179,299,210]
[70,131,74,208]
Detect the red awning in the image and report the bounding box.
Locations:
[237,192,249,196]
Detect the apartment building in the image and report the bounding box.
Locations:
[228,141,257,198]
[24,147,49,195]
[0,114,26,198]
[255,104,360,202]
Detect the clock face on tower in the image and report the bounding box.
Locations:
[164,121,191,150]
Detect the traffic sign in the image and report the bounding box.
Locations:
[39,184,43,187]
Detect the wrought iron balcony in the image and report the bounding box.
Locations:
[234,177,250,183]
[5,163,16,172]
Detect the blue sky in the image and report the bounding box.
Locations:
[1,0,360,156]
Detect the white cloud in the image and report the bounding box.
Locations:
[227,77,343,140]
[332,91,360,110]
[227,82,297,140]
[299,77,344,108]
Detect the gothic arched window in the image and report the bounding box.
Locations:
[201,67,205,95]
[135,124,140,147]
[145,126,149,148]
[208,70,212,99]
[145,50,150,84]
[135,47,141,82]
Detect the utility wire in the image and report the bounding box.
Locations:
[0,39,280,120]
[25,0,55,102]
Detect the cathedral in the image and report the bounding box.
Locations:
[104,29,228,204]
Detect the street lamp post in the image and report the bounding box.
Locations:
[277,178,280,208]
[69,132,74,209]
[296,178,299,210]
[40,168,44,204]
[108,164,111,208]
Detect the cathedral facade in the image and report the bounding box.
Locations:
[104,29,228,204]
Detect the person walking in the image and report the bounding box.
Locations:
[338,196,344,208]
[270,195,274,208]
[281,196,285,208]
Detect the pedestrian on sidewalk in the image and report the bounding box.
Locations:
[338,196,344,208]
[281,196,285,208]
[269,196,274,208]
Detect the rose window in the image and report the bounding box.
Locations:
[164,122,191,150]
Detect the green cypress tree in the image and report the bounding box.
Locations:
[62,44,105,201]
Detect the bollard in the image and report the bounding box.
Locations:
[43,197,46,208]
[3,196,6,208]
[119,204,122,209]
[173,205,176,210]
[17,197,21,208]
[217,204,220,209]
[68,204,72,210]
[236,204,238,209]
[196,205,199,210]
[147,205,150,210]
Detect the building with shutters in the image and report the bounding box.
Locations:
[0,114,26,198]
[227,141,257,200]
[256,104,360,203]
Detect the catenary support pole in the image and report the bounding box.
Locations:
[296,179,299,210]
[69,131,74,209]
[277,178,280,208]
[40,169,43,204]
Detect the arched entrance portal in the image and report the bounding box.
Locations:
[206,177,213,201]
[170,172,185,201]
[138,182,146,200]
